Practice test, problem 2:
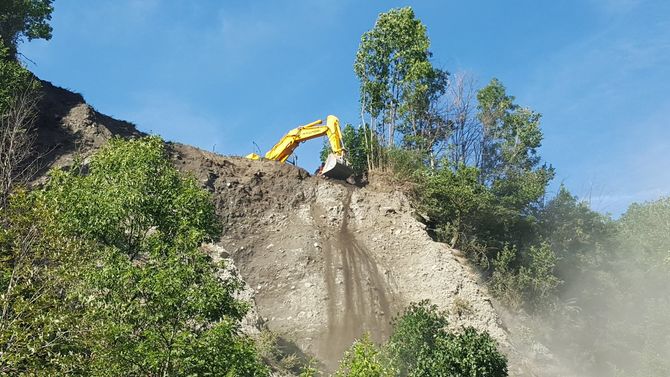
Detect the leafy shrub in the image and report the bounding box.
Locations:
[537,186,615,280]
[335,334,392,377]
[418,165,490,245]
[385,147,426,180]
[385,301,507,377]
[490,243,561,312]
[45,136,267,375]
[2,137,269,376]
[412,327,507,377]
[618,197,670,268]
[386,300,448,375]
[0,191,91,375]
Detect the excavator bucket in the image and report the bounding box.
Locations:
[321,153,354,180]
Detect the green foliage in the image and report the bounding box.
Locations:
[321,124,370,176]
[386,76,559,310]
[385,301,507,377]
[343,124,370,176]
[332,301,507,376]
[0,42,38,112]
[0,0,53,56]
[354,6,447,154]
[527,196,670,376]
[354,6,430,119]
[44,136,221,254]
[351,8,559,313]
[590,197,670,376]
[386,147,426,181]
[386,300,448,375]
[538,186,615,279]
[477,79,554,205]
[299,361,319,377]
[412,328,508,377]
[418,165,490,245]
[0,191,91,375]
[44,136,266,375]
[490,243,561,312]
[617,197,670,267]
[335,334,392,377]
[2,137,268,376]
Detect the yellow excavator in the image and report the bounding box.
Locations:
[246,115,354,180]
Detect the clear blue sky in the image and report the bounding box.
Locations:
[21,0,669,216]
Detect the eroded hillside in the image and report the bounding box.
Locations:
[169,146,511,368]
[34,81,525,374]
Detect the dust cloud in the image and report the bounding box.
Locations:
[516,230,670,376]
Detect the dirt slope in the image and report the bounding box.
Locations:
[33,81,526,374]
[168,144,511,371]
[33,81,143,176]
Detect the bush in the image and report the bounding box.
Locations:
[385,147,426,180]
[490,243,561,312]
[0,191,91,375]
[2,137,269,376]
[385,301,446,375]
[537,186,615,280]
[335,334,392,377]
[418,165,490,245]
[385,301,507,377]
[412,327,507,377]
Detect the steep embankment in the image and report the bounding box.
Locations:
[33,81,515,372]
[160,144,512,370]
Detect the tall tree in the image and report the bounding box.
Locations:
[0,43,40,208]
[476,79,554,211]
[0,0,53,58]
[354,6,448,168]
[446,72,481,168]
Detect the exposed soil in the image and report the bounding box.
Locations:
[315,186,393,369]
[32,80,539,374]
[166,145,511,370]
[32,81,143,178]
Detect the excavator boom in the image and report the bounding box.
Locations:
[246,115,353,180]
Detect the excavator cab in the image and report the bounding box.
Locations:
[246,115,354,181]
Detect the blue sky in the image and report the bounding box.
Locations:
[21,0,669,216]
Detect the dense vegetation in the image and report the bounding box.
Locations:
[1,137,269,375]
[343,6,670,376]
[2,2,668,376]
[335,301,507,377]
[344,7,560,312]
[0,0,53,58]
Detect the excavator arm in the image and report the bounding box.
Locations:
[246,115,353,180]
[264,115,344,162]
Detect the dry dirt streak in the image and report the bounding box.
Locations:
[316,186,393,369]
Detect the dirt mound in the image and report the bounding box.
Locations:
[164,143,511,370]
[32,81,519,374]
[33,81,143,175]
